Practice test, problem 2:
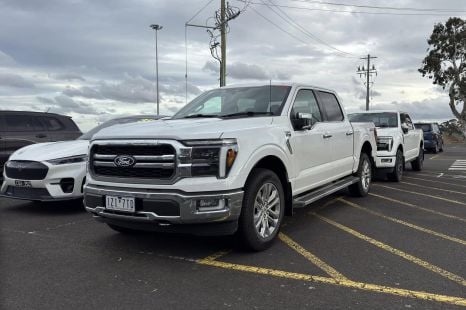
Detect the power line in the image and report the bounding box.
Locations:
[186,0,216,24]
[262,0,358,57]
[287,0,466,13]
[236,0,466,16]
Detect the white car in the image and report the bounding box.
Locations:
[1,115,164,202]
[84,83,377,250]
[349,110,424,181]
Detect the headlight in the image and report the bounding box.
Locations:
[179,139,238,178]
[46,154,88,165]
[377,137,393,152]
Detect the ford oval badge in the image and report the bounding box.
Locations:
[114,155,136,167]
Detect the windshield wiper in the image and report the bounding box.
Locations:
[221,111,274,118]
[182,114,220,119]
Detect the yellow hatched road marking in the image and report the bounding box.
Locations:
[338,198,466,246]
[311,212,466,287]
[404,175,466,189]
[197,259,466,306]
[375,184,466,206]
[401,181,466,196]
[368,193,466,223]
[279,232,348,281]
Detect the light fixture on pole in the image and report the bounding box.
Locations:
[150,24,163,115]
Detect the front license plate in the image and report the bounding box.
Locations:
[14,180,32,188]
[105,195,135,213]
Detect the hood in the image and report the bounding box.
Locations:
[93,117,274,140]
[10,140,89,161]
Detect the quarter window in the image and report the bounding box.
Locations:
[317,91,344,121]
[42,117,66,131]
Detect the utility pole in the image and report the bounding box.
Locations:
[220,0,226,87]
[150,24,163,115]
[357,54,377,111]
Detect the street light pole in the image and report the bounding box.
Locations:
[150,24,163,115]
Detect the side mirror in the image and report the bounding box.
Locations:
[401,123,409,134]
[295,113,315,130]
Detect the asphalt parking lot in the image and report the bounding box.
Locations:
[1,144,465,309]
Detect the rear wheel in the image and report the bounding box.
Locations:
[349,153,372,197]
[439,141,444,152]
[411,146,424,171]
[432,143,439,154]
[238,168,285,251]
[387,149,403,182]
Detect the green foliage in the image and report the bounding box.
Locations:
[439,119,465,137]
[419,17,466,126]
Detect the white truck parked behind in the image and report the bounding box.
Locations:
[349,111,424,181]
[84,84,377,250]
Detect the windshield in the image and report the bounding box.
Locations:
[349,112,398,128]
[415,124,432,132]
[172,86,291,119]
[78,117,159,140]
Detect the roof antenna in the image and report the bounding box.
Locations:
[269,79,272,114]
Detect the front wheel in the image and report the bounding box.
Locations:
[349,153,372,197]
[411,146,424,171]
[387,149,403,182]
[238,168,285,251]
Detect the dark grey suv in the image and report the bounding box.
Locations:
[0,111,82,180]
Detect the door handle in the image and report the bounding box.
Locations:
[346,131,354,136]
[36,134,47,138]
[323,134,333,139]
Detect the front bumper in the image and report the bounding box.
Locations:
[84,183,244,235]
[374,155,396,169]
[1,162,86,201]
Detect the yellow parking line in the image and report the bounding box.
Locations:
[338,198,466,246]
[312,212,466,287]
[401,181,466,196]
[199,250,231,262]
[279,232,348,281]
[404,176,466,189]
[415,172,466,180]
[429,154,440,160]
[368,193,466,223]
[198,259,466,306]
[374,184,466,206]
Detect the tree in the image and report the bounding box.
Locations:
[419,17,466,129]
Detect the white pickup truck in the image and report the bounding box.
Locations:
[349,110,424,181]
[84,83,377,250]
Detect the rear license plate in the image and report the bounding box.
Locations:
[105,195,135,213]
[14,180,32,188]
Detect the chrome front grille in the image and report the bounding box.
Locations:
[90,143,176,180]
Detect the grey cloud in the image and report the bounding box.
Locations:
[52,73,86,81]
[368,97,455,121]
[0,50,15,66]
[37,95,100,115]
[203,61,292,81]
[63,86,104,99]
[0,73,35,88]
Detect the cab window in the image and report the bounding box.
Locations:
[317,91,344,121]
[290,89,322,130]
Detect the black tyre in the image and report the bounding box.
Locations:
[439,142,444,152]
[432,143,438,154]
[411,146,424,171]
[107,223,143,234]
[238,168,285,251]
[349,153,372,197]
[387,149,403,182]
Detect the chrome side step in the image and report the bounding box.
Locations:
[293,176,359,208]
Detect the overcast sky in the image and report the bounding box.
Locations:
[0,0,465,131]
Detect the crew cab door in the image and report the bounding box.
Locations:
[287,89,332,193]
[400,113,418,160]
[315,91,354,177]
